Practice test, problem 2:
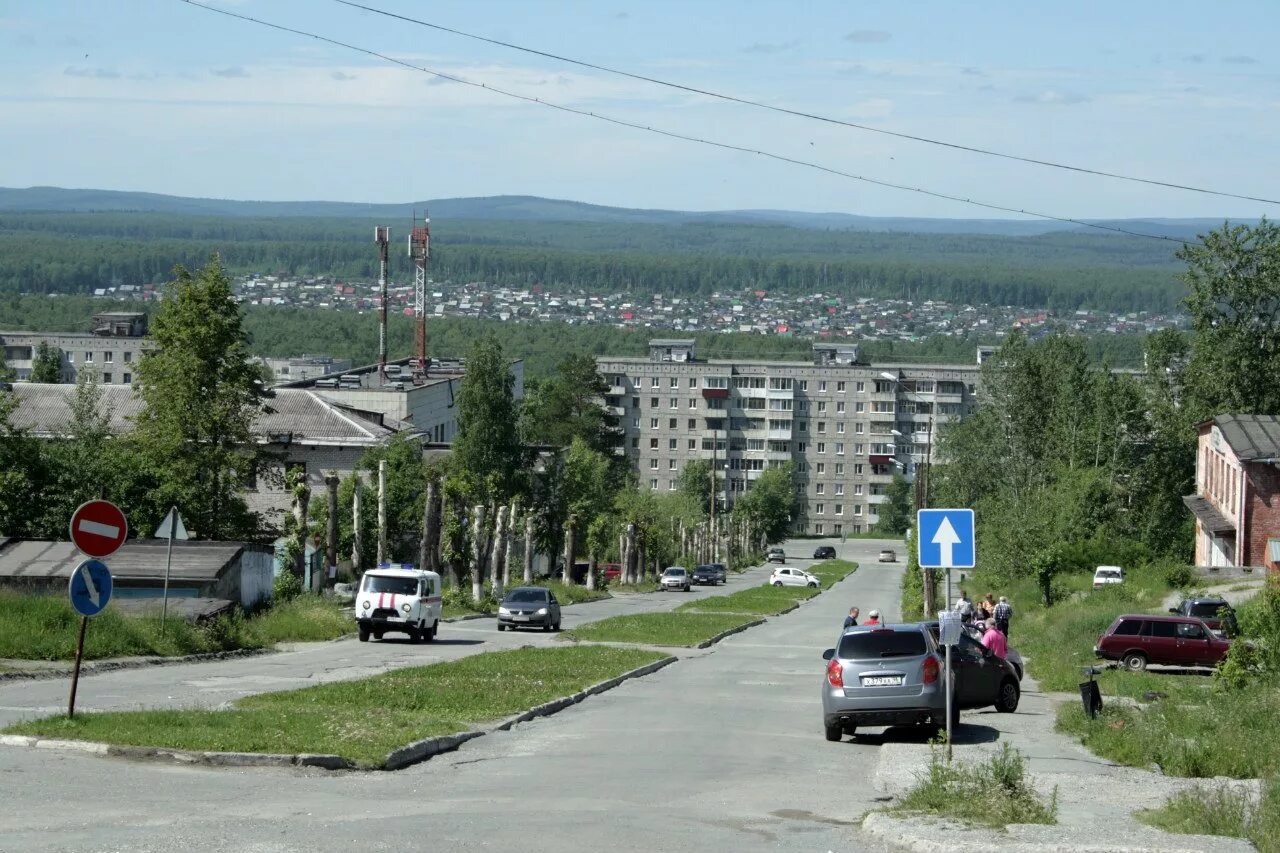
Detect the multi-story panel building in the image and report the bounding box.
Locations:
[0,312,151,385]
[597,339,982,535]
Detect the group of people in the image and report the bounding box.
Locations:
[953,589,1013,659]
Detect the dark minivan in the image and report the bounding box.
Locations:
[1095,614,1231,671]
[1169,597,1236,634]
[813,546,837,559]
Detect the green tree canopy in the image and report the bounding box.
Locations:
[874,474,913,535]
[451,333,522,503]
[520,353,619,454]
[30,342,62,383]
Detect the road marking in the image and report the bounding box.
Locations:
[79,564,100,607]
[77,519,120,539]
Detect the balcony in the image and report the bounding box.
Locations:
[605,405,625,417]
[767,428,793,441]
[766,387,795,398]
[607,384,626,397]
[767,450,793,462]
[867,494,890,505]
[934,392,963,405]
[701,387,729,400]
[868,453,895,466]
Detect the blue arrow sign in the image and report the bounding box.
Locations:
[69,559,113,617]
[917,509,975,569]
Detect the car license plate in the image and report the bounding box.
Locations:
[513,615,529,622]
[862,676,903,686]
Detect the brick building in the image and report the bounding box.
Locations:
[0,312,151,385]
[597,339,982,535]
[1184,414,1280,570]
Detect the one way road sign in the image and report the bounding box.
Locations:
[917,509,975,569]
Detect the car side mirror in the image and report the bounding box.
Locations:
[822,648,835,661]
[1168,608,1178,614]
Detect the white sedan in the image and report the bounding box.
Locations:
[769,566,820,588]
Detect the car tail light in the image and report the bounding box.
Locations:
[922,655,940,685]
[826,658,844,688]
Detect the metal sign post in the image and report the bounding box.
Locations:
[938,609,962,761]
[67,559,114,718]
[153,507,188,631]
[921,509,975,765]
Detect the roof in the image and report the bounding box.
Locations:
[6,384,393,446]
[363,567,437,578]
[0,539,261,583]
[1210,415,1280,461]
[648,339,696,347]
[1182,495,1236,533]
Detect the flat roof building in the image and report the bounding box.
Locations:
[0,312,151,385]
[596,339,982,536]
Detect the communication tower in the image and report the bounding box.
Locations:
[374,226,391,383]
[408,212,431,377]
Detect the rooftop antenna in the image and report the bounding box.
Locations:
[374,225,391,384]
[409,211,431,378]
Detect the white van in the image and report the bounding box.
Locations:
[1092,565,1125,591]
[356,568,442,643]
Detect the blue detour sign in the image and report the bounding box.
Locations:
[69,559,113,617]
[917,509,976,569]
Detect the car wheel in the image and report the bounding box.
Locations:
[553,620,562,632]
[373,631,384,641]
[542,621,551,632]
[995,679,1020,713]
[497,623,506,632]
[1122,651,1148,672]
[358,627,370,642]
[425,621,437,642]
[408,626,422,644]
[824,723,843,742]
[773,581,784,587]
[808,581,818,589]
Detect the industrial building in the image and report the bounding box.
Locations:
[0,312,151,385]
[596,339,983,535]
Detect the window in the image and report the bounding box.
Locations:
[688,418,696,429]
[875,380,894,394]
[669,459,677,470]
[835,463,844,475]
[854,484,864,495]
[855,464,864,475]
[747,438,765,451]
[66,352,74,364]
[669,397,678,409]
[670,377,678,389]
[837,381,845,392]
[103,352,113,363]
[817,442,826,453]
[855,402,865,413]
[632,418,640,429]
[837,422,846,434]
[650,418,659,429]
[650,478,659,489]
[818,381,827,392]
[834,524,843,534]
[688,398,697,409]
[768,399,792,411]
[798,421,807,431]
[669,480,677,491]
[836,402,845,413]
[122,372,132,384]
[817,421,826,433]
[815,503,825,515]
[1112,619,1143,636]
[816,462,826,474]
[650,377,660,388]
[102,373,113,383]
[835,442,845,455]
[815,523,824,535]
[688,439,696,450]
[650,459,659,469]
[632,396,640,409]
[668,418,678,429]
[817,402,827,413]
[835,504,843,515]
[872,401,895,413]
[855,444,865,454]
[798,380,808,391]
[816,483,825,495]
[688,377,698,388]
[769,377,792,390]
[855,422,865,434]
[650,438,659,449]
[123,351,133,363]
[1148,621,1178,638]
[631,437,639,448]
[835,484,844,496]
[650,397,659,408]
[84,351,93,363]
[668,439,678,450]
[856,381,864,392]
[797,442,806,452]
[854,505,863,516]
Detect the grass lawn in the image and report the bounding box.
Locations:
[5,645,664,767]
[677,584,815,616]
[562,612,759,647]
[1137,779,1280,853]
[0,592,351,661]
[808,559,858,589]
[891,742,1057,829]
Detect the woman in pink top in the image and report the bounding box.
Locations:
[980,619,1008,659]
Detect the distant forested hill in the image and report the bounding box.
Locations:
[0,209,1191,312]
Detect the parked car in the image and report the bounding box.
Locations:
[878,549,897,563]
[813,546,837,559]
[1093,565,1125,590]
[1169,597,1237,635]
[600,564,622,582]
[356,568,443,643]
[497,586,562,632]
[1094,614,1231,671]
[820,623,1020,742]
[703,563,727,584]
[660,566,691,592]
[767,548,787,563]
[691,565,720,586]
[770,566,819,588]
[924,620,1024,682]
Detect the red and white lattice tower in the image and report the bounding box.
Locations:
[408,212,431,376]
[374,225,391,383]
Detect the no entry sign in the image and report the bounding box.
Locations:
[69,500,128,558]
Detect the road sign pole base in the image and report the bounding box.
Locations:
[67,616,88,719]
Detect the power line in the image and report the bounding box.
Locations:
[332,0,1278,207]
[178,0,1195,244]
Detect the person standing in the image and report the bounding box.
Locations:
[993,596,1013,637]
[865,609,881,626]
[842,606,860,629]
[954,590,975,625]
[978,593,996,622]
[980,618,1008,659]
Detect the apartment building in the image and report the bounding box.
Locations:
[597,339,982,535]
[0,312,151,385]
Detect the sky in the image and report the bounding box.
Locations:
[2,0,1278,221]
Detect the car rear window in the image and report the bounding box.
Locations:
[838,630,927,659]
[1096,570,1121,579]
[363,576,418,595]
[1191,602,1226,618]
[1112,619,1144,636]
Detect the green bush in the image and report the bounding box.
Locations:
[1139,777,1280,853]
[273,570,303,603]
[892,741,1057,828]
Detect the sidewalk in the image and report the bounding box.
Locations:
[861,671,1257,852]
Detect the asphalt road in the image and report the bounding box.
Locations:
[0,536,907,852]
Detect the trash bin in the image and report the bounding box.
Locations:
[1079,680,1103,718]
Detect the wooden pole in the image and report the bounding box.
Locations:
[420,477,437,574]
[352,479,362,576]
[325,473,339,589]
[491,504,508,600]
[504,501,518,587]
[470,505,486,603]
[562,515,576,585]
[523,513,535,584]
[376,460,388,568]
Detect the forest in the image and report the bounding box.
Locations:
[0,211,1189,312]
[1,294,1152,377]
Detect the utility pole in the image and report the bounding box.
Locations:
[376,460,388,568]
[325,472,339,591]
[352,478,363,576]
[374,226,391,384]
[409,213,431,378]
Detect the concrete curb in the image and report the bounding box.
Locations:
[0,655,679,773]
[695,619,766,649]
[0,647,276,683]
